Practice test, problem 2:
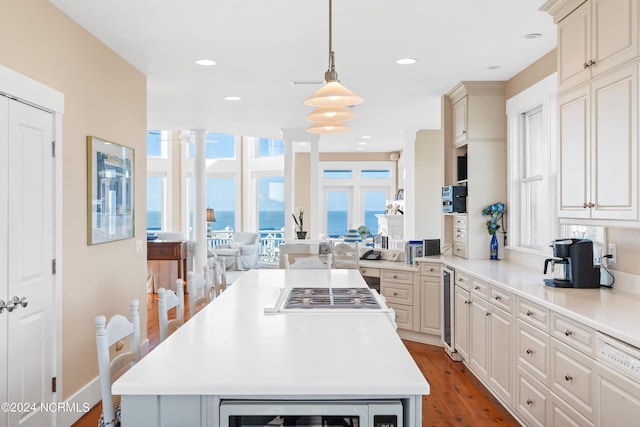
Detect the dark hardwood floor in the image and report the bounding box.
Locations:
[73,293,519,427]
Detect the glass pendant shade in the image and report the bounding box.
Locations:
[304,81,364,108]
[307,120,351,134]
[305,106,357,122]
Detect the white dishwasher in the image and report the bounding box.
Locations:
[595,332,640,424]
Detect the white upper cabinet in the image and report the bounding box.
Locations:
[558,62,638,220]
[551,0,639,92]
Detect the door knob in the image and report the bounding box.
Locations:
[13,296,28,308]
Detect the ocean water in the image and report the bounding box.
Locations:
[147,210,382,235]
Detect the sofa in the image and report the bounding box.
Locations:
[212,232,260,271]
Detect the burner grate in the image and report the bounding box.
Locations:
[284,287,381,310]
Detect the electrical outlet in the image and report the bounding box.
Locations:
[608,243,617,264]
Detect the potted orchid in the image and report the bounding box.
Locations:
[292,207,306,239]
[481,202,505,260]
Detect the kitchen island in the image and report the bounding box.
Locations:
[113,269,430,426]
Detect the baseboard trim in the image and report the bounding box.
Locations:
[59,376,101,426]
[397,330,443,346]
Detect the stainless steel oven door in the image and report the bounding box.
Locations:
[219,400,403,427]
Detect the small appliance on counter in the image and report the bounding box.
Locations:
[543,238,601,288]
[441,185,467,213]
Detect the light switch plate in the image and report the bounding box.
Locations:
[136,240,144,254]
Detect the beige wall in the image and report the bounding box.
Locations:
[1,0,148,400]
[505,49,557,99]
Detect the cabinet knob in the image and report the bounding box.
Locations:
[474,286,480,290]
[526,399,533,405]
[526,349,533,355]
[526,310,533,317]
[565,375,573,382]
[393,275,398,279]
[588,59,596,67]
[583,62,590,69]
[565,330,573,337]
[465,300,471,305]
[393,292,398,296]
[494,296,501,301]
[485,312,490,316]
[583,202,588,208]
[429,268,434,272]
[589,202,595,208]
[462,130,467,134]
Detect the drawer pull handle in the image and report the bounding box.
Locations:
[474,286,480,290]
[526,349,533,355]
[429,268,434,272]
[526,311,533,316]
[526,399,533,405]
[393,275,398,279]
[565,330,573,337]
[565,375,573,382]
[494,296,501,301]
[485,312,490,316]
[393,292,398,296]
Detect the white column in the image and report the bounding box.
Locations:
[402,128,418,240]
[192,129,207,273]
[309,140,319,239]
[280,129,320,241]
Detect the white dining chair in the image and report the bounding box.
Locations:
[206,259,228,298]
[285,254,331,269]
[95,299,140,427]
[158,282,184,342]
[331,242,360,269]
[187,269,211,317]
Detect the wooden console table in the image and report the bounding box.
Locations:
[147,240,188,285]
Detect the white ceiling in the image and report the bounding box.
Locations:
[48,0,556,153]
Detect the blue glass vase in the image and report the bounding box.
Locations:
[490,233,498,260]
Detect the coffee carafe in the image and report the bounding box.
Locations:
[543,238,600,288]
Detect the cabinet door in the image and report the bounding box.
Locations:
[558,1,591,91]
[419,276,441,335]
[452,96,468,145]
[469,296,489,380]
[595,361,640,426]
[489,305,514,406]
[592,0,638,79]
[558,85,591,218]
[591,63,638,220]
[454,286,470,361]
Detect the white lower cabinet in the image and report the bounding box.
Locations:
[419,263,441,335]
[517,367,549,427]
[469,295,490,380]
[595,361,640,426]
[454,285,470,361]
[489,304,514,406]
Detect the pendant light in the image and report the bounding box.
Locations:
[305,0,363,134]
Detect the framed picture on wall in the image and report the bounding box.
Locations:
[87,135,135,245]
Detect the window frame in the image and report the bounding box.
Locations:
[506,73,558,255]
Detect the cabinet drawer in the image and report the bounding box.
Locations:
[550,338,595,421]
[452,243,468,258]
[380,269,413,285]
[455,271,471,291]
[489,286,513,312]
[359,267,380,278]
[420,262,441,278]
[516,367,548,427]
[381,282,413,305]
[147,242,184,260]
[453,228,467,243]
[517,320,551,387]
[551,313,596,357]
[517,297,550,333]
[470,278,490,300]
[388,303,413,330]
[454,214,467,228]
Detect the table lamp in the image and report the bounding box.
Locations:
[206,208,216,235]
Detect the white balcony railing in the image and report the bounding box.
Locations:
[207,229,285,263]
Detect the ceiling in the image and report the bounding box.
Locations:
[48,0,556,153]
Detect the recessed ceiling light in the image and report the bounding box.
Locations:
[358,142,367,145]
[361,135,372,139]
[195,59,216,66]
[395,58,417,65]
[355,147,364,151]
[224,96,242,101]
[524,33,542,39]
[487,65,501,70]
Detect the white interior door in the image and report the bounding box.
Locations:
[4,98,54,427]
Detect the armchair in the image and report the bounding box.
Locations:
[212,232,260,271]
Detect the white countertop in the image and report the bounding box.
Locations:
[417,255,640,349]
[113,269,430,397]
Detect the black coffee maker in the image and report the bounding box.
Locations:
[544,239,600,288]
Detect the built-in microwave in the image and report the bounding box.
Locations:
[220,400,403,427]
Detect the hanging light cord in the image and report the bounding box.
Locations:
[325,0,338,82]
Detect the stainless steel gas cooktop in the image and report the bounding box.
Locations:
[284,287,381,310]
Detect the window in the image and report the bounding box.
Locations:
[207,178,236,231]
[187,132,236,159]
[147,176,164,231]
[320,163,395,237]
[257,138,284,157]
[147,130,164,158]
[257,175,284,232]
[507,73,557,254]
